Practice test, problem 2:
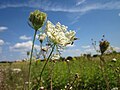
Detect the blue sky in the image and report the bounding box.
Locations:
[0,0,120,61]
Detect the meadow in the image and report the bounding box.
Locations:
[0,53,120,90]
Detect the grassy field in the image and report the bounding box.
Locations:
[0,53,120,90]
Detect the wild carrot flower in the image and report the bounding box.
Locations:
[29,10,47,30]
[45,21,76,46]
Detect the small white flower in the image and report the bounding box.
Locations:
[66,59,69,62]
[112,58,117,62]
[65,85,67,88]
[51,54,60,60]
[111,87,118,90]
[12,68,21,73]
[69,86,72,90]
[40,86,44,90]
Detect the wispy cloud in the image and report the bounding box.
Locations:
[0,26,8,32]
[0,39,4,54]
[118,13,120,16]
[1,1,120,13]
[19,35,32,40]
[81,45,90,49]
[112,46,120,52]
[76,0,86,6]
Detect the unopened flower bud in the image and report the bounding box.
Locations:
[29,10,47,30]
[38,33,46,43]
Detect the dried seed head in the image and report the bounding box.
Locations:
[99,40,109,54]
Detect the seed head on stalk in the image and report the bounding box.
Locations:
[99,40,109,55]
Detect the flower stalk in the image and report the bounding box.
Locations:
[28,30,37,90]
[39,44,55,86]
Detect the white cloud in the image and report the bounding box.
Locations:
[0,39,4,54]
[0,39,4,45]
[0,47,2,53]
[10,41,39,53]
[118,13,120,16]
[76,0,86,6]
[19,35,32,40]
[63,49,81,56]
[84,48,95,53]
[112,46,120,52]
[0,26,8,32]
[81,45,90,49]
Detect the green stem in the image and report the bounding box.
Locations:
[100,54,110,90]
[39,44,55,86]
[28,30,37,90]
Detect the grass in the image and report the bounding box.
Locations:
[0,53,120,90]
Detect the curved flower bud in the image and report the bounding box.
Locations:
[38,33,47,43]
[29,10,47,30]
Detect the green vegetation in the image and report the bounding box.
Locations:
[0,53,120,90]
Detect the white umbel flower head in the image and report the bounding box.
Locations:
[45,21,76,46]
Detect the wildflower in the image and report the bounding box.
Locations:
[69,86,72,90]
[45,21,76,46]
[40,86,44,90]
[111,87,118,90]
[111,58,117,62]
[99,40,109,54]
[51,54,60,60]
[29,10,47,30]
[38,33,47,43]
[12,68,21,73]
[65,85,67,89]
[25,81,31,85]
[66,59,70,62]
